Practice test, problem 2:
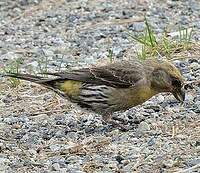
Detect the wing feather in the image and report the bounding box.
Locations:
[43,61,146,88]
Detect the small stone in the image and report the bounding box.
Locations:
[180,16,189,25]
[157,95,165,103]
[176,134,187,139]
[52,163,60,171]
[12,123,22,129]
[0,123,6,131]
[69,170,85,173]
[190,62,199,70]
[50,144,61,152]
[147,137,156,146]
[121,159,130,166]
[188,59,198,64]
[115,155,124,164]
[0,158,10,171]
[28,149,37,158]
[195,141,200,146]
[174,60,185,67]
[42,49,54,57]
[162,159,174,168]
[195,101,200,110]
[197,146,200,152]
[106,161,118,170]
[186,157,200,166]
[137,121,150,133]
[129,22,145,32]
[0,143,5,151]
[185,93,195,102]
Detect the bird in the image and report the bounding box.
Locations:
[3,58,185,130]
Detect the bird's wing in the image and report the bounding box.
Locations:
[43,61,146,88]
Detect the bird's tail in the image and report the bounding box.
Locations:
[2,73,70,98]
[2,73,47,83]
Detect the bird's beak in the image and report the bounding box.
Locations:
[173,88,185,102]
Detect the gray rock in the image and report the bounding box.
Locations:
[52,163,61,171]
[190,62,199,70]
[137,121,151,133]
[162,159,174,168]
[0,157,10,171]
[129,22,145,32]
[157,95,165,103]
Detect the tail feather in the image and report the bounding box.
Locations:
[3,73,47,83]
[3,73,62,89]
[2,73,59,89]
[3,73,68,97]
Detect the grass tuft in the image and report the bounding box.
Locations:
[107,48,114,63]
[3,58,23,87]
[127,18,194,60]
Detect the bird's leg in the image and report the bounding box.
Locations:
[102,114,129,131]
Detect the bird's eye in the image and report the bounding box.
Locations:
[172,78,182,87]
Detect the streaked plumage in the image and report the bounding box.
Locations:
[3,58,185,130]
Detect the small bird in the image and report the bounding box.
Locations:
[3,58,185,130]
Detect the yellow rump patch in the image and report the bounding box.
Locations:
[59,80,82,96]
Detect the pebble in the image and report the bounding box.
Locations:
[129,22,145,32]
[162,159,174,168]
[49,144,61,152]
[186,157,200,166]
[157,95,165,103]
[0,158,10,171]
[137,121,151,134]
[52,163,61,171]
[190,62,199,70]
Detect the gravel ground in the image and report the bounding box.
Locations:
[0,0,200,173]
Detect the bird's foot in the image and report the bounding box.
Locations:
[106,119,131,132]
[112,117,129,125]
[102,114,131,131]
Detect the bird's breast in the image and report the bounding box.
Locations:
[109,86,158,109]
[128,86,158,105]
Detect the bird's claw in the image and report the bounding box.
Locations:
[112,117,129,125]
[107,119,132,131]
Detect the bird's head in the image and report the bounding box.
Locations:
[150,60,185,102]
